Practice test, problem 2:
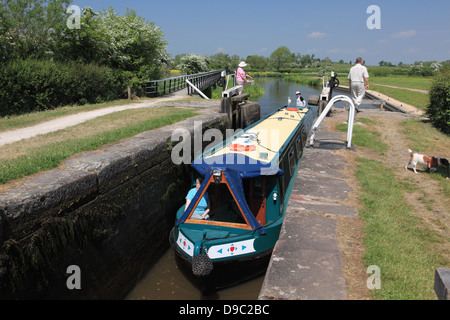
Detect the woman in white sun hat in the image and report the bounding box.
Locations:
[236,61,253,94]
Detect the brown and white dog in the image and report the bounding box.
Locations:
[405,149,449,179]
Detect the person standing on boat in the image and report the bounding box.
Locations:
[348,57,369,112]
[296,91,306,107]
[236,61,252,95]
[185,178,210,220]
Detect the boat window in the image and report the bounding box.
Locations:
[277,175,285,211]
[296,134,303,160]
[301,125,307,146]
[207,183,246,224]
[184,173,252,229]
[243,177,267,225]
[288,148,295,176]
[277,154,287,210]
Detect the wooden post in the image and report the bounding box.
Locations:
[241,102,261,127]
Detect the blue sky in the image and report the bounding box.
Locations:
[73,0,450,66]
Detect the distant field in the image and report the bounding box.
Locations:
[370,75,432,91]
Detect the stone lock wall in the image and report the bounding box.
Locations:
[0,113,228,299]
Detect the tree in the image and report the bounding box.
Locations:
[100,7,168,81]
[51,7,110,65]
[427,64,450,134]
[0,0,71,62]
[301,54,312,67]
[245,55,270,71]
[208,53,234,70]
[322,57,332,65]
[177,54,209,75]
[270,46,292,72]
[52,6,168,81]
[171,54,187,70]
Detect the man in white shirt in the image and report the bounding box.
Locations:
[348,57,369,112]
[295,91,306,107]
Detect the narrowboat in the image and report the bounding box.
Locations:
[169,105,315,294]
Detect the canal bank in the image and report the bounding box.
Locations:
[0,99,230,299]
[258,108,358,300]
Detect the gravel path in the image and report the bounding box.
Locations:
[0,93,188,147]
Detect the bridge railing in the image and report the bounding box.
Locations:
[144,70,225,97]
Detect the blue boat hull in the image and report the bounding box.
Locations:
[169,105,315,294]
[169,227,272,294]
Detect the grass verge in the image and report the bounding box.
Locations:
[370,75,432,91]
[337,117,447,299]
[336,118,388,154]
[370,85,429,110]
[400,118,450,204]
[211,81,265,99]
[355,158,446,299]
[0,99,142,132]
[0,107,197,185]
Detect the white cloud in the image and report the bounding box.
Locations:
[307,31,327,38]
[216,47,225,53]
[391,30,416,38]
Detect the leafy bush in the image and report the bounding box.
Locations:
[0,59,125,116]
[427,64,450,134]
[177,54,209,75]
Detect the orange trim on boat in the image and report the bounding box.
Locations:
[229,143,256,152]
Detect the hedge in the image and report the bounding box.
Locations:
[427,65,450,134]
[0,59,127,117]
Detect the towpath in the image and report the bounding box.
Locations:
[259,109,363,299]
[259,104,448,300]
[371,83,429,94]
[337,85,426,116]
[0,90,189,147]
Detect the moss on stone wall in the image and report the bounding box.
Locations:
[0,112,229,299]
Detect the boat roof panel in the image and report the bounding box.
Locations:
[192,106,311,177]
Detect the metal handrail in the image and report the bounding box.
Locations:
[144,70,225,97]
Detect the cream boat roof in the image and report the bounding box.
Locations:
[203,107,309,164]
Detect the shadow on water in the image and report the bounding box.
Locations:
[125,249,264,300]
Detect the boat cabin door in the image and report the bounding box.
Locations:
[245,177,267,225]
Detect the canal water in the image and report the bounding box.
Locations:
[125,77,366,300]
[256,77,375,116]
[256,78,321,116]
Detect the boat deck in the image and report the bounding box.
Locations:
[203,107,310,164]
